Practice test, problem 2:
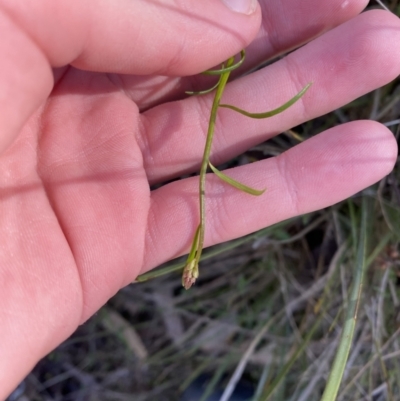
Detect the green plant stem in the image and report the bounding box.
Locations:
[179,50,311,289]
[259,311,325,401]
[182,56,235,289]
[320,195,370,401]
[196,57,234,267]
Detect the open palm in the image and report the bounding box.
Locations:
[1,0,400,397]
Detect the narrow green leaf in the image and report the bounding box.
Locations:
[320,195,370,401]
[202,49,246,76]
[185,74,222,96]
[182,224,201,289]
[209,162,266,196]
[187,224,201,262]
[219,82,312,118]
[379,197,400,240]
[259,311,324,401]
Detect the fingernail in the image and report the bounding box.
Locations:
[221,0,258,15]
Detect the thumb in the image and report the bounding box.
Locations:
[0,0,261,152]
[72,0,262,76]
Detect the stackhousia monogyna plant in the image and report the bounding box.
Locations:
[181,50,311,289]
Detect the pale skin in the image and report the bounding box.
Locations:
[1,0,400,397]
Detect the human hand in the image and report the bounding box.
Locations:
[1,0,399,397]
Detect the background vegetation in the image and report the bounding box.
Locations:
[8,1,400,400]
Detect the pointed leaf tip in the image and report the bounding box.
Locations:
[209,162,266,196]
[219,82,312,119]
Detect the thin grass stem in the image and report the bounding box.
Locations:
[320,195,370,401]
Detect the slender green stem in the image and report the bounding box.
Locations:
[181,56,235,289]
[320,196,370,401]
[195,57,234,267]
[180,50,311,289]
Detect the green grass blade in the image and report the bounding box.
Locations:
[199,357,231,401]
[202,49,245,75]
[185,74,222,96]
[320,196,370,401]
[219,83,312,118]
[378,197,400,240]
[347,199,358,251]
[209,162,266,196]
[186,224,200,261]
[259,312,324,401]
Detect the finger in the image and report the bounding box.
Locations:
[2,0,261,75]
[116,0,369,109]
[0,9,53,153]
[248,0,369,69]
[139,10,400,183]
[0,0,260,154]
[142,121,397,271]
